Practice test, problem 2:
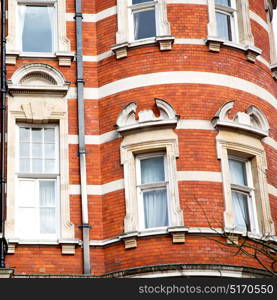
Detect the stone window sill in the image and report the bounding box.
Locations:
[6,50,75,66]
[111,35,175,59]
[205,36,262,63]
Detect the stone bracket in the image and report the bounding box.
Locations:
[168,227,188,244]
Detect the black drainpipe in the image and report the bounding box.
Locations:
[0,0,7,268]
[75,0,91,274]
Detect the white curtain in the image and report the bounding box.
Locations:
[141,156,164,184]
[232,191,250,231]
[18,5,26,50]
[215,0,230,6]
[133,12,140,40]
[143,189,168,228]
[39,181,56,234]
[229,159,247,186]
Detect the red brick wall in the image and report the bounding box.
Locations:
[5,0,277,276]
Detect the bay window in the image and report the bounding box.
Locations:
[16,124,59,240]
[136,154,169,229]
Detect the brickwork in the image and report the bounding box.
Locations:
[3,0,277,277]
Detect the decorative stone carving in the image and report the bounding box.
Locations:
[8,63,70,96]
[212,101,269,138]
[116,98,179,133]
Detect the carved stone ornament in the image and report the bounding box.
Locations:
[8,63,70,97]
[115,98,179,133]
[212,101,269,138]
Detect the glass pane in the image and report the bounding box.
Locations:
[18,208,36,236]
[215,0,231,6]
[216,12,232,41]
[232,191,250,231]
[18,180,36,207]
[229,159,247,186]
[133,0,154,4]
[19,127,30,142]
[20,158,30,173]
[32,159,43,173]
[143,189,168,228]
[22,6,54,53]
[40,181,55,206]
[141,156,165,184]
[45,159,56,173]
[44,144,55,159]
[32,128,42,143]
[19,142,30,158]
[40,208,56,234]
[134,9,156,40]
[44,128,55,143]
[32,143,43,158]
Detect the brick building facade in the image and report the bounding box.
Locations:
[0,0,276,278]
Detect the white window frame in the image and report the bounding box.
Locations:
[228,155,259,234]
[15,124,60,241]
[215,0,239,42]
[136,152,171,230]
[17,1,57,55]
[128,0,159,43]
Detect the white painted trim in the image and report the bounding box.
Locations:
[69,173,277,198]
[263,137,277,150]
[166,0,207,5]
[83,51,113,62]
[268,184,277,197]
[178,171,223,182]
[70,72,276,109]
[65,6,117,23]
[67,124,277,149]
[70,179,124,196]
[177,120,215,130]
[130,270,244,278]
[249,11,269,32]
[175,38,206,45]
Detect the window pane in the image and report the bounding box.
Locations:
[216,12,232,41]
[229,159,247,186]
[20,142,29,158]
[32,128,42,143]
[141,156,165,184]
[32,159,43,173]
[39,180,56,234]
[22,6,54,52]
[134,9,156,40]
[19,127,30,142]
[133,0,154,4]
[20,158,30,173]
[32,143,43,158]
[45,159,56,173]
[44,144,55,159]
[40,208,56,234]
[18,208,36,237]
[18,179,36,207]
[143,189,168,228]
[215,0,231,6]
[40,181,55,206]
[232,191,250,231]
[44,128,55,143]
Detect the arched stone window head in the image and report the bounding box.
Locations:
[212,101,269,138]
[116,98,180,134]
